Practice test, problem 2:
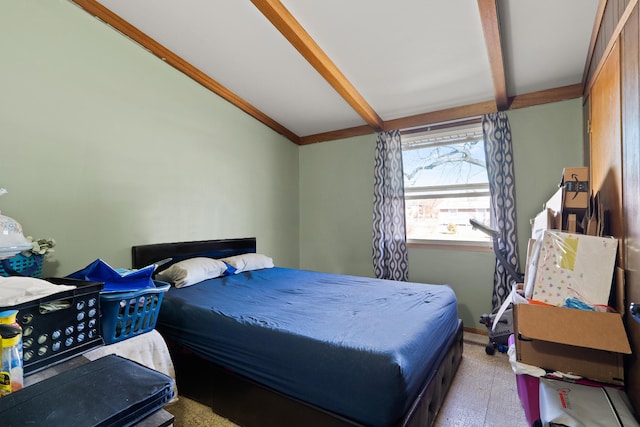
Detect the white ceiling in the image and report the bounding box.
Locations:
[499,1,599,95]
[93,0,599,139]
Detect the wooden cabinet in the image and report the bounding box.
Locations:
[587,0,640,414]
[621,4,640,414]
[590,40,623,257]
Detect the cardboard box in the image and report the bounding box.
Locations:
[514,303,631,385]
[542,171,588,233]
[560,167,589,210]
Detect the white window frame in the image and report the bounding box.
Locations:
[401,119,492,249]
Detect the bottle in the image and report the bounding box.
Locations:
[0,310,22,360]
[0,323,23,396]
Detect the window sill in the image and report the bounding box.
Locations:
[407,239,492,252]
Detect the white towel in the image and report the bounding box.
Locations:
[84,329,179,401]
[0,276,76,306]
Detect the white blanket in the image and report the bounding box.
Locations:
[0,276,76,306]
[84,329,178,401]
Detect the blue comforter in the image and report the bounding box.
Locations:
[157,267,458,426]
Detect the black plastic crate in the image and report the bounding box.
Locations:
[0,278,104,375]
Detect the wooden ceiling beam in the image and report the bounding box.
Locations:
[508,83,583,110]
[298,125,375,146]
[302,84,583,145]
[70,0,300,144]
[385,101,497,132]
[251,0,384,132]
[477,0,509,110]
[69,0,585,146]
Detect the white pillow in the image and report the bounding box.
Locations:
[155,257,228,288]
[221,253,274,274]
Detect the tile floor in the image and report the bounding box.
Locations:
[433,331,528,426]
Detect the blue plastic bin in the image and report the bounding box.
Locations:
[0,254,43,278]
[100,282,170,344]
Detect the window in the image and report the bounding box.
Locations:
[401,119,491,246]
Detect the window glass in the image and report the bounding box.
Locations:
[402,121,491,244]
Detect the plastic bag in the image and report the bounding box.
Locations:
[66,259,156,293]
[539,378,639,426]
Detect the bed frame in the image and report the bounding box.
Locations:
[132,238,463,427]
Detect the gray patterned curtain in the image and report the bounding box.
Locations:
[372,130,409,281]
[482,112,520,310]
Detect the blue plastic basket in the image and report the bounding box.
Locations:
[100,282,170,344]
[0,253,43,278]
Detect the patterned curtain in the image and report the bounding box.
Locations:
[482,112,520,310]
[372,130,409,281]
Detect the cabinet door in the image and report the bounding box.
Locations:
[622,6,640,414]
[590,40,623,257]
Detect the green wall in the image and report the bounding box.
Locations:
[0,0,299,275]
[299,99,584,329]
[2,1,584,331]
[299,135,376,277]
[508,99,585,265]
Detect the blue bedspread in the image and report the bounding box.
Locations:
[157,267,458,426]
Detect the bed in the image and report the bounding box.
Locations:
[132,238,463,427]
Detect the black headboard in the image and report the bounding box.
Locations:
[131,238,257,272]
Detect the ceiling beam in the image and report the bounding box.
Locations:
[69,0,585,146]
[508,83,582,110]
[70,0,300,144]
[385,101,497,133]
[477,0,509,110]
[302,84,583,145]
[251,0,384,132]
[298,125,374,146]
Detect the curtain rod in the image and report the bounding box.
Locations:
[400,117,482,136]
